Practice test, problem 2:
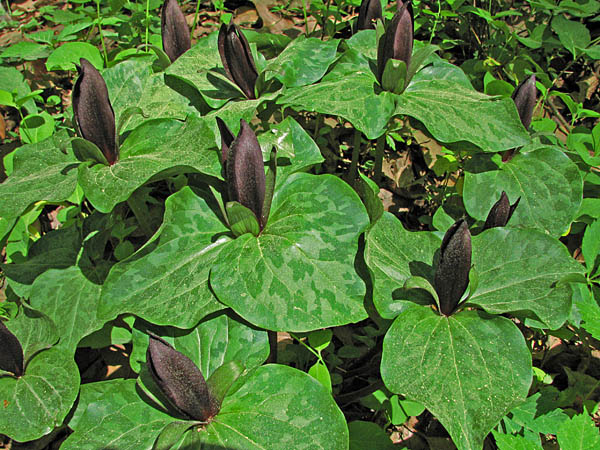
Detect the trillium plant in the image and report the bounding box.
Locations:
[0,0,597,449]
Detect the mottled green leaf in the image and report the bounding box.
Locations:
[0,348,79,442]
[364,212,441,318]
[211,173,369,331]
[556,412,600,450]
[470,228,584,329]
[6,307,58,363]
[395,79,530,152]
[99,187,228,328]
[0,131,78,220]
[78,116,220,213]
[381,306,532,450]
[129,312,268,376]
[464,147,582,236]
[264,36,339,87]
[29,267,103,353]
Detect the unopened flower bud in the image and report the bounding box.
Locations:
[72,59,118,165]
[483,191,520,230]
[434,220,471,316]
[357,0,382,31]
[161,0,191,63]
[377,1,413,83]
[218,24,259,100]
[512,75,536,130]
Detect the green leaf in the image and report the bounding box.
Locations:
[1,41,49,61]
[0,66,36,114]
[78,116,220,213]
[308,329,332,352]
[71,137,109,165]
[509,392,569,435]
[469,228,584,329]
[365,212,441,318]
[153,420,197,450]
[45,42,103,71]
[62,379,176,449]
[99,187,228,328]
[551,15,591,58]
[0,131,78,220]
[572,283,600,340]
[556,412,600,450]
[278,50,396,139]
[0,347,79,442]
[308,360,332,392]
[210,173,369,331]
[129,312,268,377]
[206,360,245,407]
[491,431,543,450]
[349,421,395,450]
[19,111,55,144]
[7,306,58,363]
[464,147,583,236]
[177,365,349,449]
[381,58,407,94]
[226,201,261,237]
[582,220,600,274]
[29,267,103,354]
[396,79,530,152]
[264,36,339,87]
[381,306,532,450]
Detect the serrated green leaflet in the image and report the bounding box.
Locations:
[0,130,78,220]
[364,212,441,318]
[210,173,369,331]
[469,228,584,329]
[381,306,532,450]
[99,187,228,328]
[264,36,339,87]
[29,267,103,354]
[0,348,79,442]
[464,147,583,236]
[78,116,220,213]
[129,312,269,375]
[396,79,530,152]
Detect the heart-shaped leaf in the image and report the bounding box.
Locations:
[210,172,370,331]
[381,306,532,450]
[464,147,583,236]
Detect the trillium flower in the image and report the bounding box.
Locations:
[357,0,382,31]
[218,23,259,100]
[483,191,520,230]
[146,335,219,421]
[72,58,118,165]
[434,219,471,316]
[226,119,266,229]
[0,321,24,377]
[377,0,413,84]
[512,74,537,130]
[161,0,191,63]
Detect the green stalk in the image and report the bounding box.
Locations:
[145,0,150,52]
[373,134,386,185]
[348,129,361,184]
[96,0,109,66]
[192,0,201,40]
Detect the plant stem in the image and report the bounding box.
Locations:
[348,129,361,183]
[145,0,150,52]
[192,0,201,40]
[267,330,278,364]
[373,134,386,185]
[96,0,109,66]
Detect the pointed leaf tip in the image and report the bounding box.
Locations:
[72,58,118,165]
[0,321,24,377]
[226,119,266,230]
[435,219,471,316]
[161,0,191,63]
[146,335,219,421]
[216,117,235,164]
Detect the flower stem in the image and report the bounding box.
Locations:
[373,134,386,184]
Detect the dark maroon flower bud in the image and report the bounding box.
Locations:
[161,0,191,63]
[216,117,235,164]
[226,120,266,229]
[434,219,471,316]
[0,321,24,377]
[483,191,520,230]
[377,0,413,83]
[218,23,259,100]
[146,335,219,421]
[512,75,536,130]
[357,0,382,31]
[72,58,118,165]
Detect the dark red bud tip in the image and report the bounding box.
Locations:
[161,0,191,63]
[72,58,118,165]
[377,0,413,83]
[218,23,258,100]
[226,119,266,229]
[512,75,536,130]
[216,117,235,164]
[435,219,472,316]
[146,335,219,421]
[483,191,520,230]
[0,321,24,377]
[357,0,383,31]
